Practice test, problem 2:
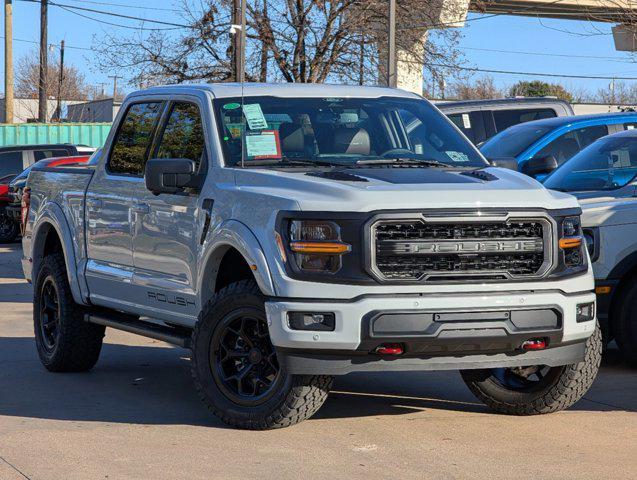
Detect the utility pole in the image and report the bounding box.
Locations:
[97,82,107,98]
[108,75,120,99]
[387,0,397,88]
[38,0,48,122]
[231,0,246,82]
[55,40,64,122]
[4,0,13,123]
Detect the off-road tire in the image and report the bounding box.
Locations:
[34,253,105,372]
[460,323,602,415]
[191,279,333,429]
[613,282,637,366]
[0,214,18,243]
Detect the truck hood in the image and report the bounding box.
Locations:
[234,166,579,212]
[578,194,637,227]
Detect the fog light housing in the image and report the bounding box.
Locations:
[288,312,335,331]
[576,302,595,323]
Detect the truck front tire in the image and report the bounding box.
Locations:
[460,323,602,415]
[33,253,105,372]
[191,280,333,429]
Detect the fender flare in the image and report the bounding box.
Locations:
[31,202,87,305]
[197,219,277,303]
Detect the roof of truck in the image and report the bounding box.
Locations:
[132,83,421,100]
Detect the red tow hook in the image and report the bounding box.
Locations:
[521,338,548,351]
[374,343,404,355]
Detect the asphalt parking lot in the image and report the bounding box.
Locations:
[0,243,635,480]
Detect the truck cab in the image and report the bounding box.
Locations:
[22,84,601,429]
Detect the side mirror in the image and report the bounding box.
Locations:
[488,157,518,171]
[145,158,199,195]
[522,155,558,177]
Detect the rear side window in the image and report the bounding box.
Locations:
[155,102,205,171]
[623,122,637,131]
[108,102,163,176]
[0,151,24,177]
[535,125,609,165]
[33,149,70,162]
[493,108,557,132]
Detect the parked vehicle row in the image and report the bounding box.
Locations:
[0,144,95,243]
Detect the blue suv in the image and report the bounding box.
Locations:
[480,112,637,178]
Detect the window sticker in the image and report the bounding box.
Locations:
[245,130,281,159]
[243,104,268,130]
[223,102,241,110]
[446,151,469,163]
[462,113,471,129]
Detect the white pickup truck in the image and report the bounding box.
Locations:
[22,84,600,429]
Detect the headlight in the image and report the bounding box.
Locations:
[558,215,584,268]
[286,220,351,273]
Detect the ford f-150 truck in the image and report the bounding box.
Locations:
[22,84,600,430]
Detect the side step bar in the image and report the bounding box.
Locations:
[85,311,191,349]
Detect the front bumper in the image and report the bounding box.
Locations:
[265,290,596,375]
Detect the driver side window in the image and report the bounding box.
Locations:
[535,125,608,165]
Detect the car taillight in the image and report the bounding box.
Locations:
[21,187,31,235]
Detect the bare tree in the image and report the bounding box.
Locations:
[449,76,503,100]
[16,49,89,100]
[92,0,465,88]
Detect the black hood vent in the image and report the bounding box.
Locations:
[460,169,498,182]
[306,170,369,182]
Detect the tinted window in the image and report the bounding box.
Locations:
[446,112,484,144]
[545,134,637,191]
[33,149,70,162]
[624,122,637,131]
[480,123,553,158]
[155,102,205,170]
[535,125,608,165]
[215,96,486,168]
[493,108,557,132]
[0,151,24,177]
[109,102,163,176]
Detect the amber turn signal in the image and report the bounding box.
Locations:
[559,237,583,249]
[289,241,351,254]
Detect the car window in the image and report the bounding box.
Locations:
[545,134,637,191]
[623,122,637,131]
[108,102,164,176]
[480,123,553,158]
[33,149,70,162]
[0,151,24,177]
[534,125,609,165]
[155,102,205,170]
[493,108,557,132]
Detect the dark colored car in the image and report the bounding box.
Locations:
[3,155,91,242]
[437,97,574,146]
[0,143,94,179]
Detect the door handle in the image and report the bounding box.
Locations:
[86,198,102,210]
[132,203,150,214]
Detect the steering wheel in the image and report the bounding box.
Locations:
[381,148,414,158]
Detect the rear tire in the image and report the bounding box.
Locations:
[460,323,602,415]
[613,281,637,366]
[0,214,18,243]
[34,253,105,372]
[191,280,333,429]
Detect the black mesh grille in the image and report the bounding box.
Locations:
[374,220,546,281]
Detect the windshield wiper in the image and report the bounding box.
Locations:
[354,157,452,168]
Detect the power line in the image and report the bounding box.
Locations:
[429,62,637,81]
[62,0,181,13]
[460,46,636,63]
[16,0,190,28]
[55,5,182,31]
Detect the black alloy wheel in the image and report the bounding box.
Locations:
[39,277,60,352]
[211,310,282,407]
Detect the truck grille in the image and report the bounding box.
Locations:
[371,219,550,282]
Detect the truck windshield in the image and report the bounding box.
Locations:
[214,96,487,168]
[480,123,553,158]
[544,134,637,192]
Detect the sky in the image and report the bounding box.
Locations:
[2,0,636,99]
